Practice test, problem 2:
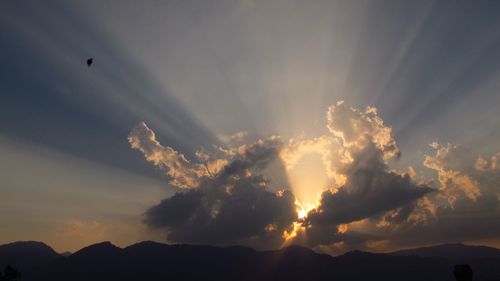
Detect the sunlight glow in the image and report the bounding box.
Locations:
[282,200,321,242]
[284,152,329,217]
[282,222,303,241]
[298,209,308,220]
[295,200,318,220]
[338,224,348,234]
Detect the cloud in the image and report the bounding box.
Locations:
[346,145,500,252]
[145,177,296,249]
[294,102,433,247]
[128,122,210,188]
[423,142,481,205]
[129,102,499,252]
[305,144,432,228]
[131,125,296,249]
[408,144,500,243]
[280,136,344,186]
[303,107,498,253]
[326,101,400,161]
[217,131,249,143]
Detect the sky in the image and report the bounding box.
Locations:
[1,0,499,254]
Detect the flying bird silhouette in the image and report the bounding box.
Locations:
[87,58,93,67]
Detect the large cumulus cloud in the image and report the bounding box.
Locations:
[306,145,432,227]
[296,102,433,247]
[331,143,500,254]
[129,124,296,249]
[145,176,296,249]
[129,101,499,252]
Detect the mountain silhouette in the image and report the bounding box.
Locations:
[390,243,500,260]
[0,241,61,273]
[1,241,500,281]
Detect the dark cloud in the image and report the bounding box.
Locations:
[320,145,500,254]
[219,137,282,178]
[132,126,296,249]
[302,143,433,247]
[379,202,417,226]
[376,145,500,249]
[145,189,203,228]
[146,176,296,249]
[389,195,500,248]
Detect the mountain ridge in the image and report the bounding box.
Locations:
[0,240,61,271]
[1,241,499,281]
[389,243,500,260]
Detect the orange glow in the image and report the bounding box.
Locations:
[282,200,320,242]
[278,138,346,244]
[282,221,303,240]
[338,224,348,234]
[265,224,277,232]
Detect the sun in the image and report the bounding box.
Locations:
[298,209,308,220]
[278,139,345,244]
[281,200,320,242]
[295,200,318,220]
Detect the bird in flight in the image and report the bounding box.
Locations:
[87,58,93,67]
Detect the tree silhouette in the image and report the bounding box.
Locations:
[0,265,22,281]
[453,264,473,281]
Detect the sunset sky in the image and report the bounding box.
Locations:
[1,0,499,254]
